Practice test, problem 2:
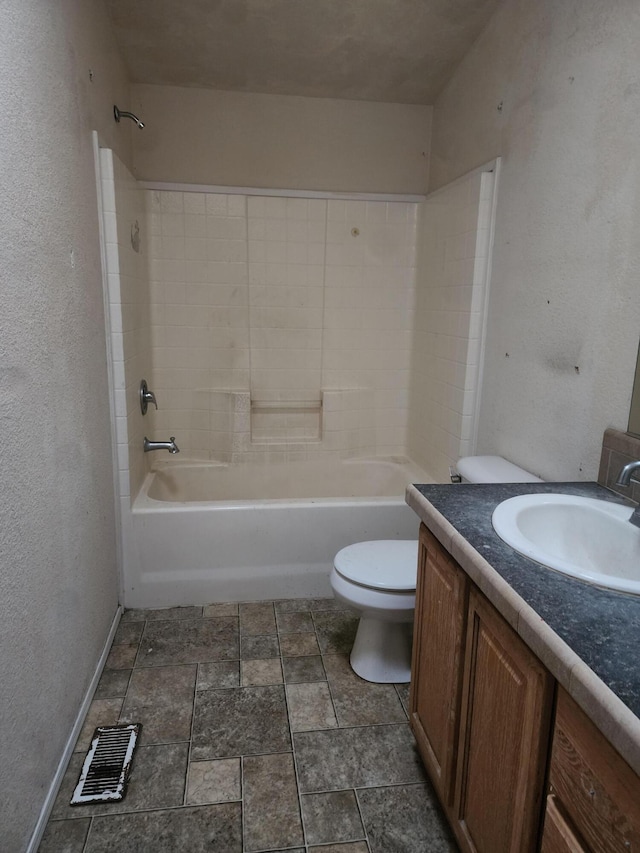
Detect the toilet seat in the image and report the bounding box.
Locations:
[334,540,418,591]
[331,539,418,683]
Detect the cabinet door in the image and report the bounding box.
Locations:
[550,687,640,852]
[410,524,468,808]
[453,587,553,853]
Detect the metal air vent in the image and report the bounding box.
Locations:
[70,723,141,805]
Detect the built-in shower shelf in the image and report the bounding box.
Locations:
[250,399,322,443]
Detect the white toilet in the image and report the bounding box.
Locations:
[330,455,542,684]
[455,455,542,485]
[331,539,418,683]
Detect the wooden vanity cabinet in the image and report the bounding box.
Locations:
[412,520,640,853]
[541,687,640,853]
[410,523,554,853]
[410,524,468,807]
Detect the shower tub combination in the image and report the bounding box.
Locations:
[128,457,432,607]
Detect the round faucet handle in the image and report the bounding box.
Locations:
[170,436,176,442]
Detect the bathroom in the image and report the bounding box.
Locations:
[3,0,640,851]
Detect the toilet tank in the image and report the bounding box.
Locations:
[455,455,542,484]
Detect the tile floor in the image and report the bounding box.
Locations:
[40,599,457,852]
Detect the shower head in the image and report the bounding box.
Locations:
[113,105,145,129]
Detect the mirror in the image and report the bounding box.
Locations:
[629,340,640,437]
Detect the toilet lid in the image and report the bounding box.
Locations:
[334,540,418,591]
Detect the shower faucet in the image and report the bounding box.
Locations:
[139,379,157,415]
[113,105,145,128]
[143,437,180,454]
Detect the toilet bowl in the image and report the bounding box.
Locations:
[332,455,542,684]
[330,540,418,684]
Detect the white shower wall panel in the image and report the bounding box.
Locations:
[145,190,418,461]
[408,167,496,480]
[101,149,152,502]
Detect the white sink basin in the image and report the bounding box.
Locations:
[491,494,640,595]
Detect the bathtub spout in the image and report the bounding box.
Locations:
[144,436,180,454]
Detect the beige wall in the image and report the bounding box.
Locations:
[430,0,640,480]
[0,1,130,848]
[130,84,432,193]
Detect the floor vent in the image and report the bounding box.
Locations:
[70,723,141,805]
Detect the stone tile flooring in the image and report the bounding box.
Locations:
[40,599,457,853]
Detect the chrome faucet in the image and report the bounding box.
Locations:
[139,379,157,415]
[143,436,180,454]
[615,460,640,487]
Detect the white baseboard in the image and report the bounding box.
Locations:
[27,606,123,853]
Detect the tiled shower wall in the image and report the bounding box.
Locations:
[145,191,417,461]
[101,149,151,503]
[408,169,495,481]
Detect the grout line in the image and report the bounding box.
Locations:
[354,779,428,792]
[294,719,413,733]
[240,754,246,853]
[130,618,147,670]
[353,788,373,853]
[310,612,340,729]
[52,778,428,825]
[121,668,134,700]
[183,659,200,806]
[80,815,93,853]
[393,683,410,720]
[282,659,309,852]
[271,778,430,798]
[124,610,206,623]
[55,800,246,822]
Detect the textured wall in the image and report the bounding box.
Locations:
[430,0,640,480]
[130,84,432,193]
[0,2,130,849]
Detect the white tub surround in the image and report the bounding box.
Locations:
[408,162,499,482]
[128,457,431,607]
[97,152,494,614]
[144,189,418,463]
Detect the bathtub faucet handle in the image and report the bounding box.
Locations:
[140,379,158,415]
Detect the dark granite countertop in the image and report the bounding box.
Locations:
[408,481,640,729]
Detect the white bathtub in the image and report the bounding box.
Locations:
[128,457,433,607]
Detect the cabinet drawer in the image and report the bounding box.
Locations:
[550,688,640,852]
[541,795,587,853]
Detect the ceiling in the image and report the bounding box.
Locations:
[105,0,501,105]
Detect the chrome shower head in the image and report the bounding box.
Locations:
[113,105,145,129]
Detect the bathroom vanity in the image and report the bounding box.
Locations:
[406,482,640,853]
